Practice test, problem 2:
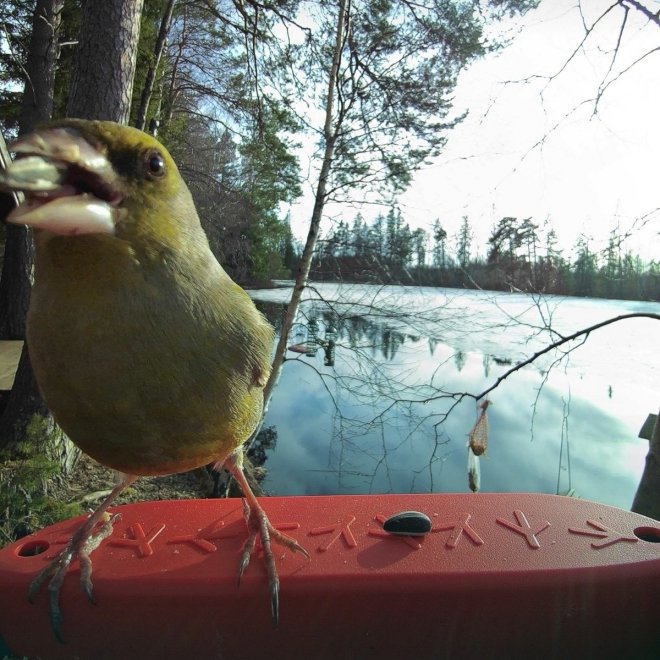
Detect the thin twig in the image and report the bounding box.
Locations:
[473,312,660,401]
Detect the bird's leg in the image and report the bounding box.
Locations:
[223,454,309,625]
[28,474,137,642]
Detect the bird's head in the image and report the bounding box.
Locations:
[2,120,203,255]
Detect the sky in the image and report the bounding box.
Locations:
[288,0,660,263]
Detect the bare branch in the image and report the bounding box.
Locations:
[473,312,660,401]
[620,0,660,28]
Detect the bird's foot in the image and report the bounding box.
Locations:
[28,511,119,643]
[237,499,310,626]
[27,475,135,643]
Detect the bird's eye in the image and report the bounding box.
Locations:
[144,151,165,179]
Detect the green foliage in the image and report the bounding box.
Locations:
[0,415,82,548]
[0,0,34,134]
[232,105,303,282]
[238,102,302,211]
[157,105,300,284]
[129,4,302,284]
[52,0,82,120]
[129,0,172,128]
[245,214,291,284]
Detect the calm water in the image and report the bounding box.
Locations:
[249,283,659,510]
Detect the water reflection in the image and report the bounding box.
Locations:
[251,285,656,510]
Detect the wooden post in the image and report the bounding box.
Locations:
[632,409,660,521]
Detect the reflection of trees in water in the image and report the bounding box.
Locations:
[322,381,456,494]
[453,350,466,372]
[259,295,514,370]
[253,286,660,505]
[256,297,464,493]
[260,299,422,362]
[256,295,502,457]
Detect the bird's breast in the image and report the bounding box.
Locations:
[27,238,266,475]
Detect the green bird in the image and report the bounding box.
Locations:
[2,119,308,641]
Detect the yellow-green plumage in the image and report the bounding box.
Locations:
[4,120,307,634]
[23,120,274,475]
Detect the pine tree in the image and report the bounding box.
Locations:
[456,216,472,269]
[432,220,448,268]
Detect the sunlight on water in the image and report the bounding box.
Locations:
[250,283,659,510]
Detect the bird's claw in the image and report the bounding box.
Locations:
[237,534,257,586]
[28,512,119,643]
[270,577,280,626]
[237,498,309,626]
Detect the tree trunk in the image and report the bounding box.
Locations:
[20,0,62,130]
[161,4,188,132]
[44,0,143,469]
[135,0,176,131]
[262,0,348,411]
[0,0,63,453]
[0,0,62,340]
[0,225,32,340]
[632,409,660,521]
[67,0,145,122]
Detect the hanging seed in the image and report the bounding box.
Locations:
[383,510,432,536]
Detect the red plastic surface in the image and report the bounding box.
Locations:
[1,493,659,659]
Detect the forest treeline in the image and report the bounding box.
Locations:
[312,209,659,301]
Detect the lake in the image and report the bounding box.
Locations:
[249,283,659,510]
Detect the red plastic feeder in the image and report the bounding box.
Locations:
[1,492,659,659]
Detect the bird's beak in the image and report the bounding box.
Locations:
[1,127,122,236]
